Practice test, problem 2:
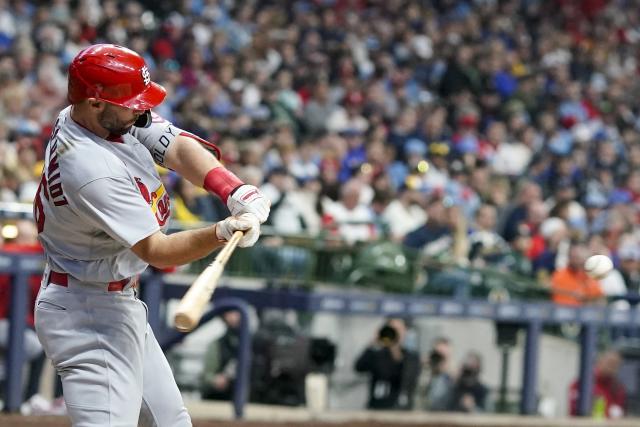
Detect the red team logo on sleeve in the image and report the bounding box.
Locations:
[135,177,170,226]
[135,178,151,204]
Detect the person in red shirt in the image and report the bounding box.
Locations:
[0,219,44,346]
[0,220,50,407]
[0,224,43,327]
[569,350,626,418]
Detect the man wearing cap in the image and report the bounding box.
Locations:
[33,44,270,426]
[421,141,450,191]
[617,244,640,294]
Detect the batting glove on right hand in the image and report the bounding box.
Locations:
[216,213,261,248]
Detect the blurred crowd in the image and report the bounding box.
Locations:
[2,0,640,301]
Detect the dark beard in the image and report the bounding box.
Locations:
[99,108,134,136]
[104,124,133,136]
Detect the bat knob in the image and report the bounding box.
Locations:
[174,313,196,332]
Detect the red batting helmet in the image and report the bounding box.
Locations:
[68,44,166,110]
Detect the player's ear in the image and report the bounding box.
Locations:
[86,98,106,111]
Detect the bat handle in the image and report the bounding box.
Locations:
[216,230,243,264]
[173,230,244,332]
[228,230,244,247]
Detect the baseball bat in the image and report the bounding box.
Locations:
[173,230,243,332]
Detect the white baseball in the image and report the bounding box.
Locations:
[584,254,613,279]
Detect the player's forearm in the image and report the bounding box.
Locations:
[132,225,224,268]
[164,134,222,188]
[164,132,270,223]
[164,135,247,206]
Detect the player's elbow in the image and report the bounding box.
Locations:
[146,259,174,269]
[131,231,173,268]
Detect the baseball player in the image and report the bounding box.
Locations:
[33,44,270,426]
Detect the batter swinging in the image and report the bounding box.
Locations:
[33,44,269,426]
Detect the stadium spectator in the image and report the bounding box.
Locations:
[583,191,609,236]
[354,318,420,410]
[0,219,64,414]
[422,337,454,412]
[171,177,225,224]
[403,193,454,254]
[598,260,628,302]
[498,181,543,244]
[0,220,42,365]
[303,78,338,135]
[497,224,534,277]
[551,243,605,306]
[523,201,550,265]
[200,310,241,401]
[467,203,509,267]
[448,351,490,413]
[380,185,427,242]
[260,167,307,235]
[421,142,451,192]
[322,178,376,244]
[569,350,626,419]
[617,244,640,294]
[532,216,570,278]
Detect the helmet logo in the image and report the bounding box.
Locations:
[141,65,151,86]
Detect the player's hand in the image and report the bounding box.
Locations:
[216,213,260,248]
[227,185,270,224]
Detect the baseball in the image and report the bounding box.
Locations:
[584,254,613,279]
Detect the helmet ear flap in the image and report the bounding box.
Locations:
[133,110,152,128]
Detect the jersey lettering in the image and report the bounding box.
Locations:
[46,137,69,207]
[154,189,171,226]
[34,119,68,232]
[34,175,48,233]
[152,124,175,166]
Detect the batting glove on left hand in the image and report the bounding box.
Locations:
[216,213,261,248]
[227,185,270,224]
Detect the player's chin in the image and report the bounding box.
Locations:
[113,124,135,135]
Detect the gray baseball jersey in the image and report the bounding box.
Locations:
[35,107,175,281]
[34,107,193,426]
